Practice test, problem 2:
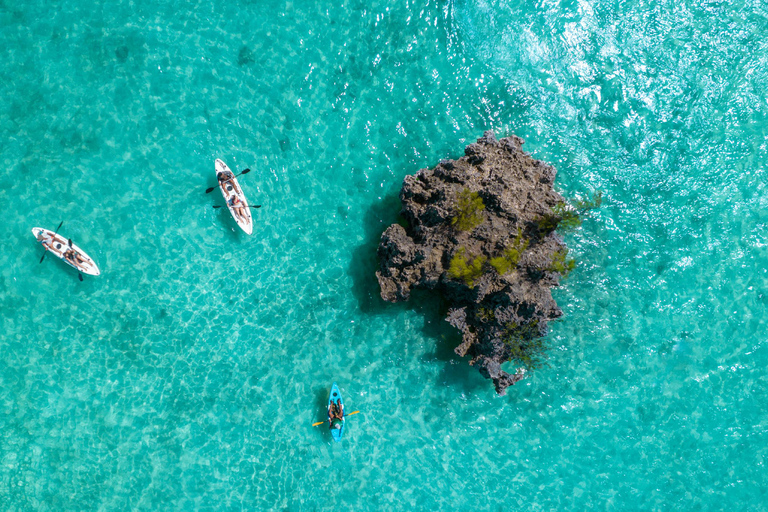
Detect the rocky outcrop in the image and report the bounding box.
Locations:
[376,131,570,395]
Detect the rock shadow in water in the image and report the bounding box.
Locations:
[348,191,479,392]
[348,185,405,316]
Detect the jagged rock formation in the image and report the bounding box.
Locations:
[376,131,570,395]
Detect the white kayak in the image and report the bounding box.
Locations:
[215,159,253,235]
[32,227,100,276]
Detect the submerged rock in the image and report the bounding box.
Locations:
[376,131,571,395]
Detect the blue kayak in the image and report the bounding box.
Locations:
[328,382,345,442]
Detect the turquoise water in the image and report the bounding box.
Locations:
[2,0,767,509]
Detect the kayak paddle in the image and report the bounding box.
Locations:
[312,410,360,427]
[205,168,251,193]
[212,204,261,209]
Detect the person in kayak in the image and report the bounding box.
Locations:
[218,170,236,192]
[328,399,344,430]
[64,249,86,266]
[228,194,248,223]
[36,232,57,250]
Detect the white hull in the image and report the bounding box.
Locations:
[215,159,253,235]
[32,227,100,276]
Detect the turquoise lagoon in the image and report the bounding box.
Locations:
[1,0,767,509]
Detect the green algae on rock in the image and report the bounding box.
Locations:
[376,131,578,395]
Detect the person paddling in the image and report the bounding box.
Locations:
[328,398,344,431]
[218,169,232,182]
[39,232,65,254]
[218,171,237,194]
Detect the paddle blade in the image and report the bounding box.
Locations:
[54,221,64,234]
[68,238,73,247]
[212,205,223,209]
[346,411,360,417]
[312,421,325,427]
[205,187,216,194]
[250,205,261,209]
[78,273,83,282]
[241,168,251,175]
[39,252,46,263]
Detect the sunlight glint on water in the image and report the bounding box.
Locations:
[1,0,767,509]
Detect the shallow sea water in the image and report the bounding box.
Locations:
[2,0,768,509]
